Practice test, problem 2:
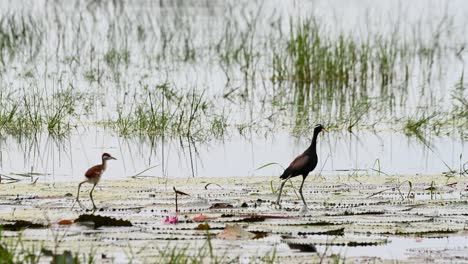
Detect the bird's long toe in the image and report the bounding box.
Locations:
[75,200,85,210]
[273,202,282,210]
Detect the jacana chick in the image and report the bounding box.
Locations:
[276,124,326,211]
[76,153,117,210]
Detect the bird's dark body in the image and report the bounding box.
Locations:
[280,151,318,180]
[276,124,325,210]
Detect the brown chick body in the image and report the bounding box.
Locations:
[76,153,116,210]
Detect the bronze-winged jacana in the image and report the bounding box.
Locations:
[276,124,326,211]
[76,153,116,210]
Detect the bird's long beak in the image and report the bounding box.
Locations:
[110,156,117,160]
[322,127,328,132]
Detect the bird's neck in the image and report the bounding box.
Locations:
[306,131,320,155]
[101,159,107,171]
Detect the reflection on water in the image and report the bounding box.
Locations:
[0,128,465,182]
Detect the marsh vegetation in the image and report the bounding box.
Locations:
[0,0,467,262]
[0,0,466,139]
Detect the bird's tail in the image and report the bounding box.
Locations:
[280,168,291,180]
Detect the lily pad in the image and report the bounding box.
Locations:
[209,203,234,209]
[195,223,210,230]
[0,220,47,231]
[216,224,255,240]
[287,243,317,252]
[75,214,132,228]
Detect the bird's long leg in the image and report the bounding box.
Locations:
[90,183,97,211]
[76,181,87,201]
[276,175,292,207]
[299,175,308,211]
[73,181,87,209]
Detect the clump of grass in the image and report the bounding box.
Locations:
[0,101,19,133]
[110,83,227,140]
[404,114,435,137]
[104,48,130,82]
[451,72,468,121]
[44,91,76,136]
[266,15,460,134]
[104,48,130,68]
[0,89,78,137]
[269,18,380,131]
[210,113,229,139]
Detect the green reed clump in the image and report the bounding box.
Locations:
[273,18,403,97]
[451,72,468,121]
[0,93,41,135]
[103,48,130,82]
[111,84,226,140]
[272,18,369,125]
[0,89,78,136]
[44,90,77,136]
[0,100,20,134]
[404,114,435,137]
[104,48,130,68]
[399,73,468,138]
[268,17,427,132]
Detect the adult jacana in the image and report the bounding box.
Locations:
[276,124,326,211]
[76,153,117,210]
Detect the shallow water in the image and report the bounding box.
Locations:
[0,129,465,182]
[316,235,468,260]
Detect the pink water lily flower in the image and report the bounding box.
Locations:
[163,216,179,224]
